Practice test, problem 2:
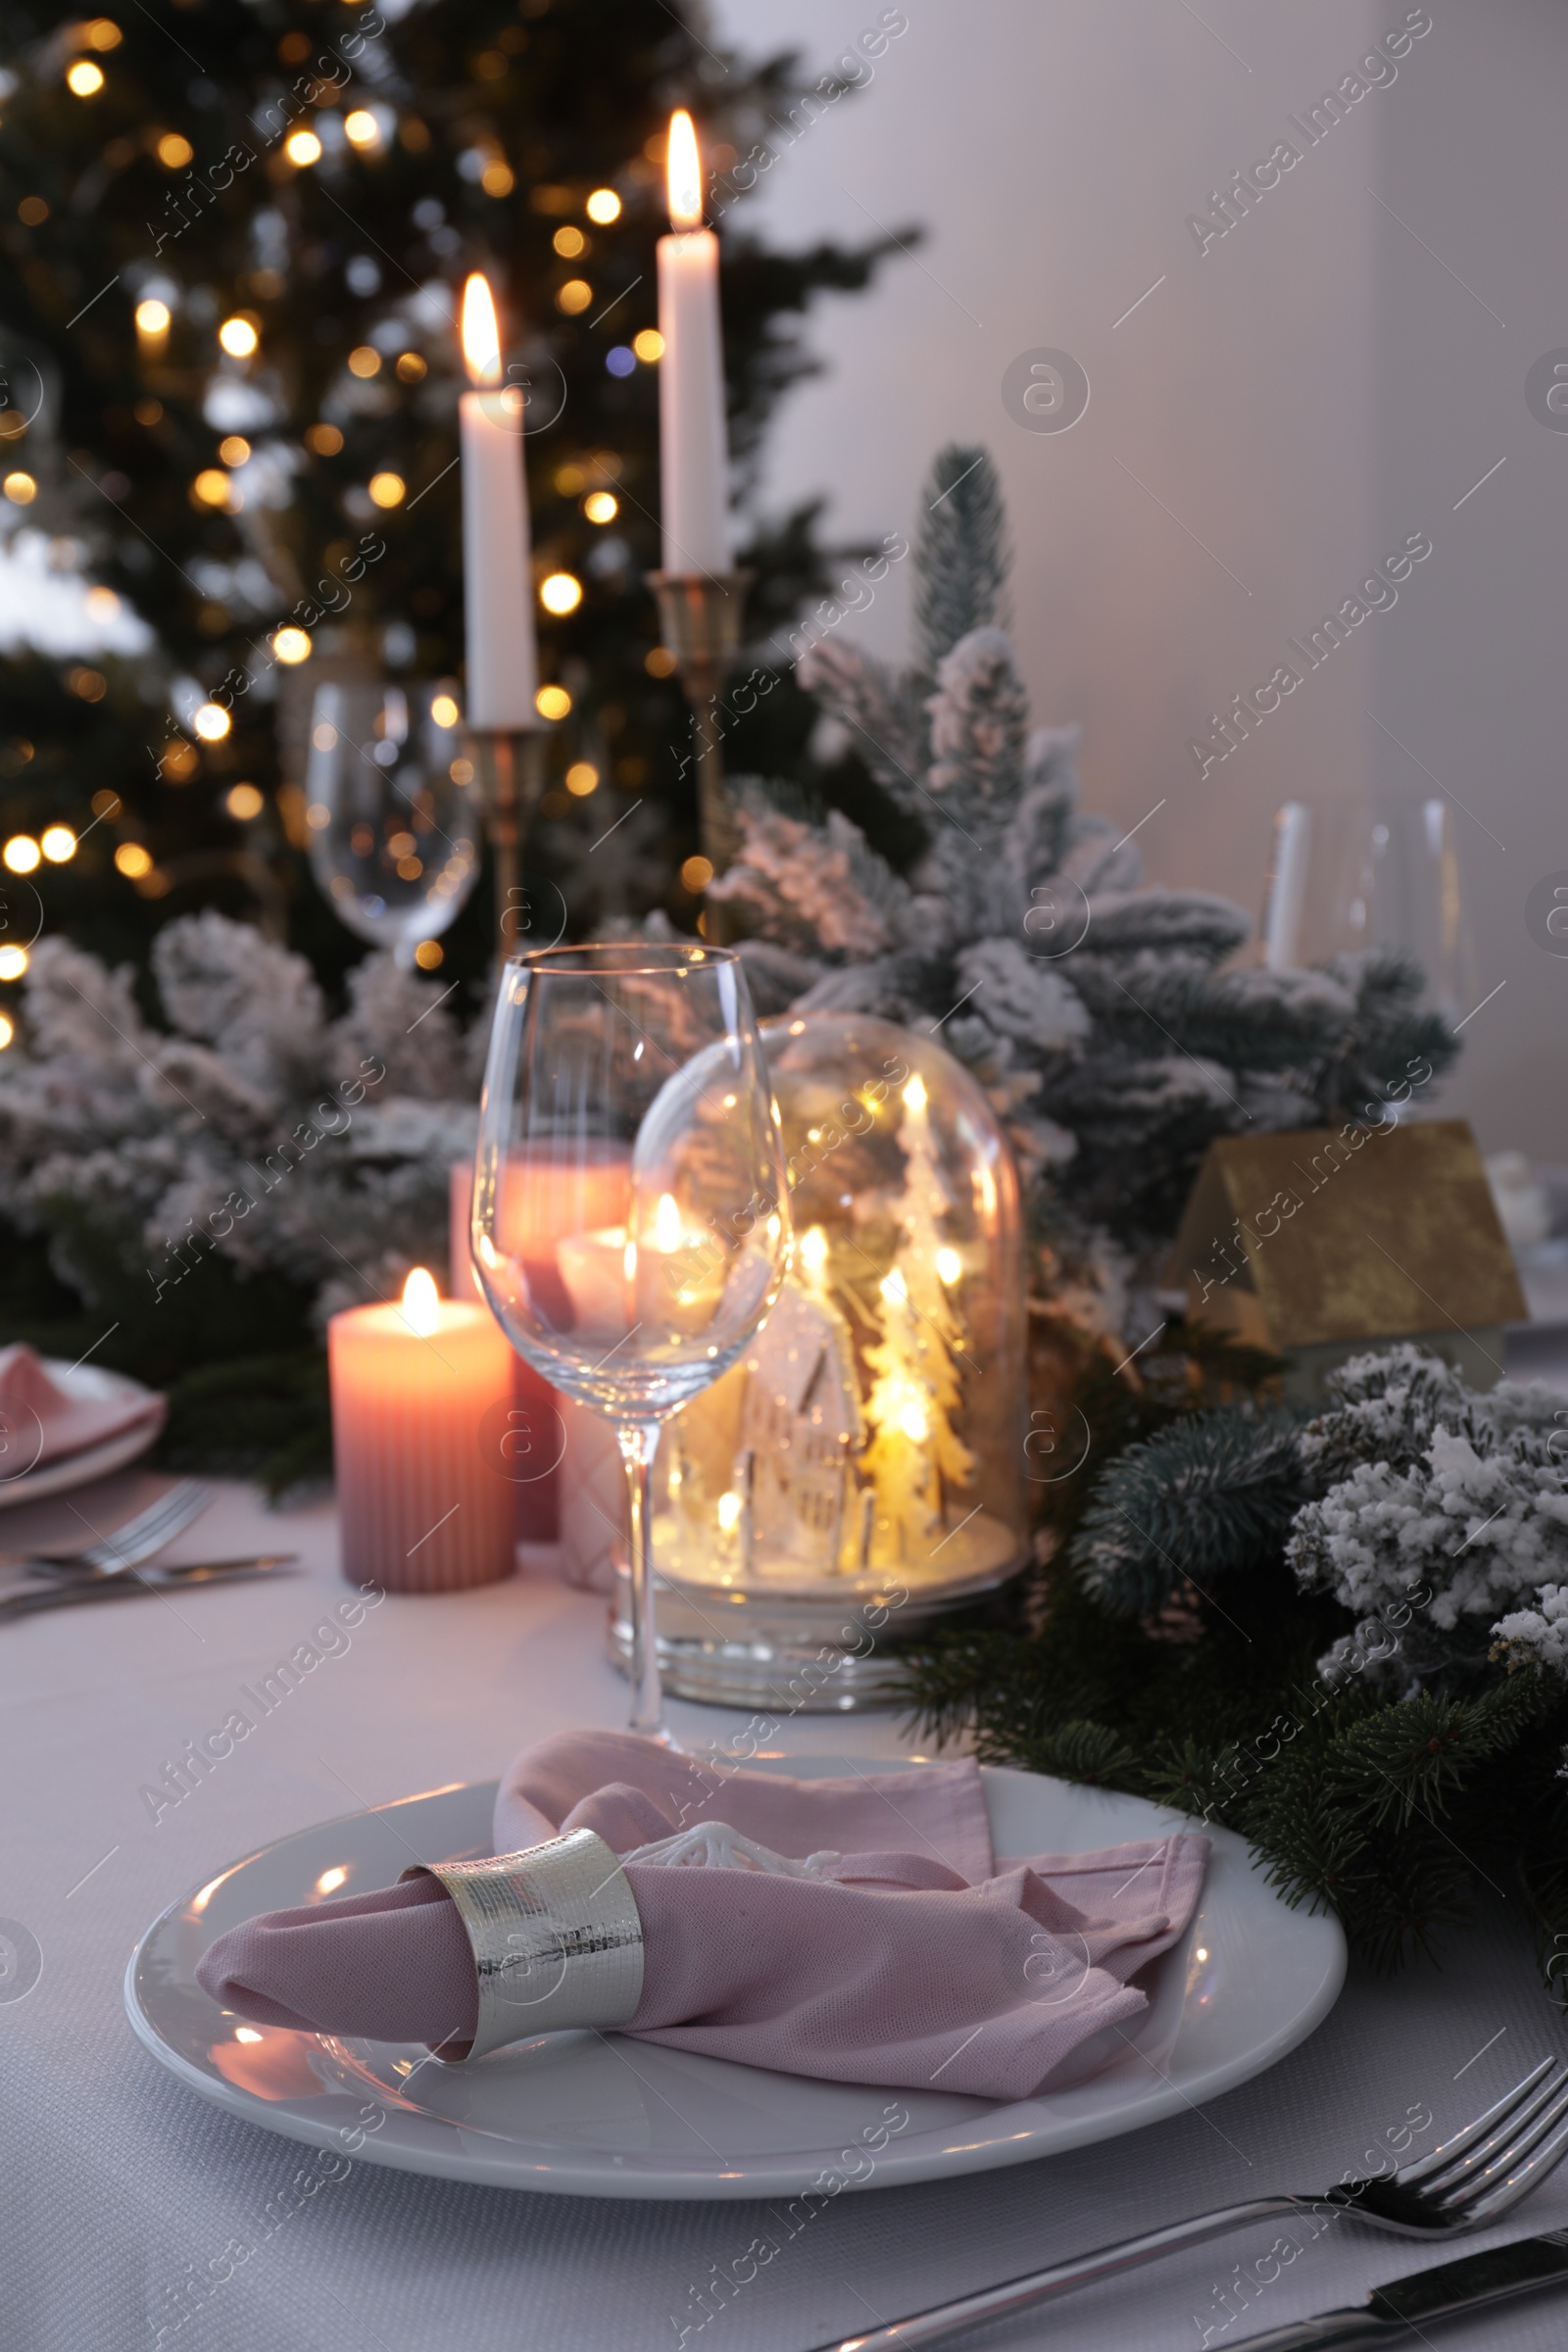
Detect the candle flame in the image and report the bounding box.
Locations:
[903,1074,927,1116]
[461,271,503,387]
[936,1247,962,1287]
[880,1268,907,1307]
[716,1490,743,1534]
[623,1236,638,1285]
[666,109,704,230]
[800,1225,829,1284]
[654,1192,683,1251]
[401,1265,441,1336]
[899,1399,928,1444]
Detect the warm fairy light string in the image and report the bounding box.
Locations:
[668,1068,981,1580]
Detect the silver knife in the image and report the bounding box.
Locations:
[1223,2228,1568,2349]
[0,1557,299,1620]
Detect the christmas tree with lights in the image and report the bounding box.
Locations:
[0,0,904,999]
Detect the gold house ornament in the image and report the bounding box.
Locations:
[610,1011,1029,1707]
[1169,1116,1525,1398]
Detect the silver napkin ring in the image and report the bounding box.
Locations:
[401,1827,644,2063]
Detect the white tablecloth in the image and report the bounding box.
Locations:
[4,1477,1567,2352]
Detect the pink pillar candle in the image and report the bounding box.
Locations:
[328,1272,516,1592]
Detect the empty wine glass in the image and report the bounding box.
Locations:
[305,681,481,966]
[1261,798,1475,1015]
[471,943,791,1741]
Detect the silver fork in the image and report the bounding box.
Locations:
[810,2058,1568,2352]
[6,1480,211,1579]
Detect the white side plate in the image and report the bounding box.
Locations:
[124,1762,1346,2200]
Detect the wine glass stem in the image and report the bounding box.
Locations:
[616,1421,666,1741]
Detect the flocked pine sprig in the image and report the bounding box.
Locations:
[721,441,1460,1287]
[1291,1370,1568,1686]
[1494,1588,1568,1675]
[1069,1409,1305,1619]
[0,912,477,1322]
[913,441,1008,674]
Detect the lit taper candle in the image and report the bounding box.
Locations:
[657,110,729,577]
[460,272,539,729]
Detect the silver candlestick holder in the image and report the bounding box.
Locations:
[467,727,548,961]
[647,570,753,888]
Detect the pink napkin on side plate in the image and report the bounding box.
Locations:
[0,1343,162,1470]
[198,1731,1207,2101]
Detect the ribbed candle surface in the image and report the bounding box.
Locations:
[328,1298,515,1592]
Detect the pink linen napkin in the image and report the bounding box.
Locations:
[198,1733,1207,2102]
[0,1343,163,1470]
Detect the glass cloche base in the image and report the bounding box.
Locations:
[606,1519,1026,1710]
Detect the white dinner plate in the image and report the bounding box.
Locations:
[0,1361,163,1508]
[124,1761,1346,2200]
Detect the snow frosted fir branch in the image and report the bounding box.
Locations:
[0,911,480,1317]
[710,442,1459,1340]
[1063,1343,1568,1692]
[1287,1348,1568,1683]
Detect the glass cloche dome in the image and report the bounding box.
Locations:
[613,1010,1029,1707]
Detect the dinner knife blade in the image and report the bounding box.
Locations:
[1225,2228,1568,2351]
[0,1557,299,1619]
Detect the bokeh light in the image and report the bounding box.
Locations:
[540,571,582,615]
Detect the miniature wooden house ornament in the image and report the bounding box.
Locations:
[1169,1117,1525,1398]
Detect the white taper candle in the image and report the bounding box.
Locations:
[1262,801,1312,971]
[460,273,539,730]
[657,110,729,577]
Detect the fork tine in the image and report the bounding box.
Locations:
[86,1481,208,1568]
[1434,2075,1568,2214]
[1414,2065,1566,2198]
[93,1481,200,1545]
[1396,2057,1556,2187]
[87,1503,188,1568]
[1456,2100,1568,2228]
[37,1482,195,1565]
[1407,2067,1564,2200]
